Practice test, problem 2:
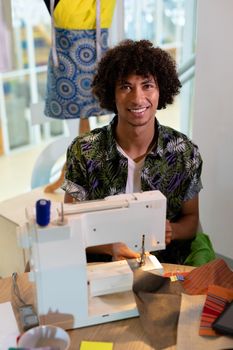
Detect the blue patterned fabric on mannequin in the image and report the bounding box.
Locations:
[44,28,109,119]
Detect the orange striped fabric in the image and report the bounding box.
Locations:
[199,284,233,336]
[183,258,233,295]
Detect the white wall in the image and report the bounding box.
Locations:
[193,0,233,259]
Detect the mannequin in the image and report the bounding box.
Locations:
[42,0,116,192]
[43,0,94,134]
[43,0,115,120]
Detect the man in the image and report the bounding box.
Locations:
[62,39,203,264]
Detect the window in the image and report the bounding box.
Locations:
[0,0,64,154]
[123,0,197,134]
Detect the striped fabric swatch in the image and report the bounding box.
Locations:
[183,258,233,295]
[199,284,233,336]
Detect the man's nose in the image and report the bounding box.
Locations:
[130,87,145,104]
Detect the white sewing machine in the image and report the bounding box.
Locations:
[18,190,166,329]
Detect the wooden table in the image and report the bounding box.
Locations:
[0,264,194,350]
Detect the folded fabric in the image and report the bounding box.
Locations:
[199,284,233,336]
[183,258,233,295]
[133,269,184,350]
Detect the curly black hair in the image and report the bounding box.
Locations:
[92,39,181,113]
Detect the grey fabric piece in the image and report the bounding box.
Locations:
[133,270,184,350]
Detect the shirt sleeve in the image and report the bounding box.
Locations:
[183,144,203,201]
[61,139,88,201]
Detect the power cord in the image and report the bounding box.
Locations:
[11,272,39,331]
[11,272,27,307]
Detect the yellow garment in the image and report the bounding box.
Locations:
[54,0,116,30]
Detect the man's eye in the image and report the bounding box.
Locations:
[120,85,131,91]
[144,84,155,89]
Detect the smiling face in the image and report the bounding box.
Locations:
[115,74,159,129]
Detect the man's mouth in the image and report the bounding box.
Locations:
[128,106,149,113]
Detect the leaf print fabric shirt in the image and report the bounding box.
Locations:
[62,116,203,221]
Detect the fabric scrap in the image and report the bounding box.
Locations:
[183,258,233,295]
[177,293,233,350]
[199,284,233,336]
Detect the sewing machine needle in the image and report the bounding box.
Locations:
[61,202,64,223]
[139,234,145,266]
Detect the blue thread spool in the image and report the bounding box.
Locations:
[36,199,51,226]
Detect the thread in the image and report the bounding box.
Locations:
[36,199,51,226]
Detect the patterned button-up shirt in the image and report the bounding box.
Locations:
[62,116,202,221]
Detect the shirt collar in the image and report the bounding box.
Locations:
[149,119,164,158]
[105,116,119,160]
[106,115,165,159]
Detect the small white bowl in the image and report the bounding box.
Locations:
[18,325,70,349]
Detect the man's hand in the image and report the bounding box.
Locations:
[111,243,140,261]
[168,196,199,241]
[86,242,140,261]
[166,219,173,245]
